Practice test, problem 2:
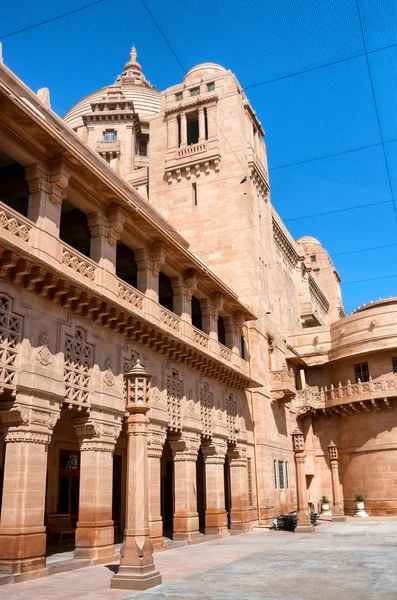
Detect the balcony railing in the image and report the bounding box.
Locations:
[117,279,144,311]
[192,327,209,349]
[95,140,120,152]
[61,244,97,282]
[296,375,397,413]
[177,143,206,158]
[219,344,232,362]
[270,368,297,399]
[0,202,32,243]
[160,307,181,332]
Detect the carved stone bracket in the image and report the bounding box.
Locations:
[74,415,122,452]
[201,437,227,464]
[0,403,60,445]
[147,428,167,458]
[169,432,201,462]
[228,443,247,468]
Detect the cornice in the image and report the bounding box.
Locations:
[165,94,218,116]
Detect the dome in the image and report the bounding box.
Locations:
[63,47,161,127]
[183,62,226,83]
[296,236,322,246]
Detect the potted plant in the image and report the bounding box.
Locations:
[321,495,330,512]
[355,493,368,517]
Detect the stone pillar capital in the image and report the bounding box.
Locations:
[201,438,227,464]
[147,428,167,458]
[74,415,122,452]
[150,242,166,276]
[107,204,126,246]
[0,403,60,445]
[228,443,247,467]
[169,433,200,461]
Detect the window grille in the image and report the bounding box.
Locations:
[0,296,21,392]
[278,461,285,489]
[64,328,93,408]
[167,369,182,431]
[392,358,397,374]
[226,394,237,441]
[200,382,212,438]
[273,459,278,489]
[285,462,289,489]
[247,457,253,506]
[354,362,369,383]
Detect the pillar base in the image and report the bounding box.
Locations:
[150,518,165,549]
[205,510,229,536]
[294,524,315,534]
[111,565,162,590]
[332,515,347,522]
[74,543,117,561]
[0,531,46,575]
[229,509,253,532]
[173,513,200,541]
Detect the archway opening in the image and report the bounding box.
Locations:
[196,447,206,534]
[161,438,174,540]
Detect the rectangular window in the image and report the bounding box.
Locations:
[278,461,285,489]
[393,358,397,374]
[192,182,197,206]
[273,460,278,489]
[247,457,253,506]
[207,82,215,92]
[310,255,317,262]
[177,115,181,148]
[175,92,183,101]
[187,111,199,145]
[285,462,289,489]
[190,87,200,96]
[355,362,369,383]
[104,129,117,141]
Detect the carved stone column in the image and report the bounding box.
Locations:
[198,107,206,142]
[135,243,166,304]
[25,160,70,257]
[0,404,59,575]
[228,444,252,531]
[292,427,314,533]
[202,439,229,536]
[180,112,187,147]
[88,206,125,274]
[169,433,200,541]
[172,270,197,323]
[328,441,346,522]
[73,416,122,561]
[111,360,161,590]
[167,115,178,150]
[148,428,166,549]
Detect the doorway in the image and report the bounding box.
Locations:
[58,450,80,522]
[161,439,174,539]
[196,448,206,534]
[224,455,231,529]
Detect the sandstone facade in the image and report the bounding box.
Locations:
[0,47,396,581]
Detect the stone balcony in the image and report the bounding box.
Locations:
[95,139,120,153]
[296,375,397,417]
[165,139,220,182]
[270,368,296,400]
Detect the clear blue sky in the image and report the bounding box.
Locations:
[1,0,397,314]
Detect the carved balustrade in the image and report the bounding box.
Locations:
[117,278,144,310]
[0,201,32,243]
[270,368,297,400]
[61,243,97,282]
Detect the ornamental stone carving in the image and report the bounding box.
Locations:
[150,376,161,402]
[169,433,200,461]
[74,415,122,452]
[148,429,166,458]
[35,332,52,366]
[103,358,116,387]
[0,404,60,445]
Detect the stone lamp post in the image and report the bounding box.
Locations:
[328,441,346,522]
[292,427,314,534]
[111,360,162,590]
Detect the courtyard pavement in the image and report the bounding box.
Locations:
[2,518,397,599]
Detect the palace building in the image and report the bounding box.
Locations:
[0,46,397,584]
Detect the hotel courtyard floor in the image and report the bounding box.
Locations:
[2,518,397,600]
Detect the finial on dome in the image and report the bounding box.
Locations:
[124,45,142,73]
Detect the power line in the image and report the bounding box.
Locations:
[284,199,394,223]
[138,0,247,178]
[243,41,397,91]
[0,0,107,39]
[354,0,397,231]
[269,137,397,171]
